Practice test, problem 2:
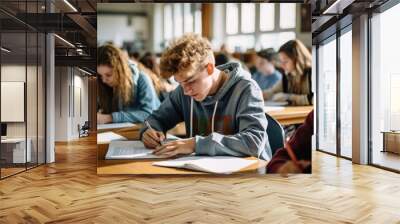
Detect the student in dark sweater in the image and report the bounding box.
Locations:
[267,110,313,173]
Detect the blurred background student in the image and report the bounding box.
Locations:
[134,57,176,102]
[252,48,282,92]
[97,44,160,124]
[263,39,312,106]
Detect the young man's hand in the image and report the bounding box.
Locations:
[97,113,112,124]
[153,138,195,158]
[142,128,166,149]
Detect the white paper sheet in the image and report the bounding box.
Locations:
[97,132,127,144]
[264,106,285,112]
[97,122,136,130]
[153,156,257,174]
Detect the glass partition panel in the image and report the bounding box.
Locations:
[371,3,400,171]
[27,31,38,169]
[317,36,337,154]
[339,28,352,158]
[1,31,27,178]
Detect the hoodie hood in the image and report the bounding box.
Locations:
[201,62,251,105]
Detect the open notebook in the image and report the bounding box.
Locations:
[97,122,137,130]
[153,156,257,174]
[105,135,181,159]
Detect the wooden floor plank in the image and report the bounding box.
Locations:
[0,135,399,223]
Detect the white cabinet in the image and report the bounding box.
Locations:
[1,138,32,163]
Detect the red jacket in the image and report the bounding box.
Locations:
[266,110,314,173]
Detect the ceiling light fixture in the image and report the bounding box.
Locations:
[54,34,75,48]
[1,47,11,53]
[322,0,354,15]
[78,67,92,76]
[63,0,78,12]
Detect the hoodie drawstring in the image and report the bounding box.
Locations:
[211,101,219,133]
[189,98,219,138]
[190,98,193,138]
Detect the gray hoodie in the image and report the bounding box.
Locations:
[141,62,272,160]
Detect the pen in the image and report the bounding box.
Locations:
[145,120,165,145]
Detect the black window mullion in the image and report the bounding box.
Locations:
[36,0,39,168]
[25,0,28,172]
[315,44,319,151]
[367,11,373,165]
[336,27,341,157]
[0,23,2,180]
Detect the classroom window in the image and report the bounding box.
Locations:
[370,3,400,171]
[226,3,239,35]
[163,4,173,40]
[280,3,296,29]
[339,28,352,158]
[260,3,275,31]
[183,3,193,33]
[241,3,255,33]
[194,8,202,34]
[226,35,255,52]
[224,3,297,52]
[317,37,337,155]
[258,32,295,50]
[173,4,183,37]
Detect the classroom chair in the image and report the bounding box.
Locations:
[265,113,285,156]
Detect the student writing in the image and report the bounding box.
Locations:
[263,40,313,106]
[97,44,160,124]
[140,34,272,160]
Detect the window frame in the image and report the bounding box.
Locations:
[162,3,201,44]
[315,23,353,161]
[224,3,297,52]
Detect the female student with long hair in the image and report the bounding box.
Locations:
[263,39,312,106]
[97,44,160,124]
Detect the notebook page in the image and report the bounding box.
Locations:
[153,156,257,174]
[106,141,162,159]
[97,122,136,130]
[264,106,285,112]
[97,132,127,144]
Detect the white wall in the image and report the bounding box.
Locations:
[97,15,149,47]
[54,67,89,141]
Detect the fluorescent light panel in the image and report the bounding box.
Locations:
[54,34,75,48]
[1,47,11,53]
[322,0,342,14]
[78,67,92,76]
[63,0,78,12]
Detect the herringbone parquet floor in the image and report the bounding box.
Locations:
[1,135,399,224]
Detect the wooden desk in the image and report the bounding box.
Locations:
[97,128,268,175]
[266,106,313,125]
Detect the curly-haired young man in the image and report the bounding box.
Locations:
[140,34,272,160]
